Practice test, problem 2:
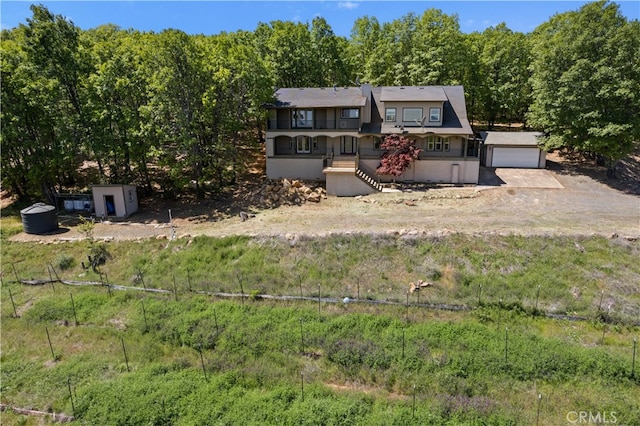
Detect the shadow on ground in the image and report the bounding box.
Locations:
[478,167,507,186]
[547,150,640,195]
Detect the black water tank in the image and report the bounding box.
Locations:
[20,203,58,234]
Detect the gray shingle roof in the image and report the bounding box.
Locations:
[481,131,543,146]
[267,85,473,136]
[362,85,472,135]
[268,87,367,108]
[380,86,448,102]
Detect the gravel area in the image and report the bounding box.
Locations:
[9,153,639,243]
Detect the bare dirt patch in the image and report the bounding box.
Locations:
[7,152,639,243]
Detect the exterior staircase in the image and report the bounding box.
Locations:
[355,168,383,192]
[323,155,383,194]
[330,159,356,169]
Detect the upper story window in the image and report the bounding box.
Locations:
[292,109,313,128]
[341,108,359,119]
[429,107,441,122]
[385,108,396,122]
[403,108,423,122]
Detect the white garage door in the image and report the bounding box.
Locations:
[492,147,540,168]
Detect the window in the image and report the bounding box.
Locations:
[385,108,396,122]
[341,108,359,119]
[427,137,435,151]
[426,136,449,151]
[295,136,313,153]
[403,108,423,122]
[429,107,441,122]
[292,109,313,128]
[373,136,383,150]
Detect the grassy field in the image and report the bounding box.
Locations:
[1,216,639,424]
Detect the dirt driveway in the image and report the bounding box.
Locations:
[9,154,640,243]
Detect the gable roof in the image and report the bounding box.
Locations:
[481,131,543,146]
[267,87,367,108]
[365,85,473,136]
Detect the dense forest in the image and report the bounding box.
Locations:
[1,1,638,201]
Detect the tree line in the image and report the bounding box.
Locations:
[2,1,638,201]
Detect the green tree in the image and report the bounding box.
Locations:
[82,25,154,192]
[310,17,352,86]
[365,13,418,86]
[1,5,89,201]
[348,16,381,81]
[475,23,532,128]
[529,0,640,175]
[255,21,316,88]
[409,9,466,85]
[460,31,488,125]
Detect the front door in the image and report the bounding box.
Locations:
[341,136,358,155]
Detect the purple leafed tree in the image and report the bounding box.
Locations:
[376,134,422,177]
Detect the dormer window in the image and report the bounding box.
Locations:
[429,107,441,122]
[341,108,359,119]
[403,108,423,122]
[385,108,396,122]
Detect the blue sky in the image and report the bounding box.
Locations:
[2,1,639,36]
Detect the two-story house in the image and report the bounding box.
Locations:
[264,84,479,196]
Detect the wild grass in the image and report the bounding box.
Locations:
[1,233,638,424]
[3,233,637,320]
[2,291,638,425]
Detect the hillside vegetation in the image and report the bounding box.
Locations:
[2,232,638,424]
[2,2,638,201]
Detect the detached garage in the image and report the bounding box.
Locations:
[91,184,138,218]
[481,132,546,168]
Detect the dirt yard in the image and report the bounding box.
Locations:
[8,152,640,243]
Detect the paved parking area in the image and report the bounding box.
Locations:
[480,167,564,188]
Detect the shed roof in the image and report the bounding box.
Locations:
[268,87,367,108]
[481,131,543,146]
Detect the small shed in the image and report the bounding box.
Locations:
[481,132,546,168]
[91,184,138,218]
[21,203,58,234]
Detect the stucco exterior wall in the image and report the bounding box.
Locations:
[266,157,326,181]
[325,171,377,196]
[91,185,138,218]
[359,158,479,184]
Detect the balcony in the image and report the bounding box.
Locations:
[268,118,359,131]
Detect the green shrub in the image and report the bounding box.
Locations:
[326,339,391,372]
[55,253,75,270]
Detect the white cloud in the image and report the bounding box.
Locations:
[338,2,359,10]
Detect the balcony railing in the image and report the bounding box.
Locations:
[268,119,359,131]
